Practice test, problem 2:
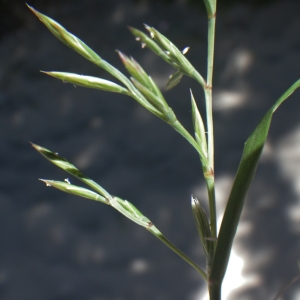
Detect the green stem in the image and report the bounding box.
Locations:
[204,88,214,170]
[172,120,209,165]
[206,175,217,239]
[149,226,208,280]
[206,15,216,96]
[209,278,222,300]
[205,10,217,240]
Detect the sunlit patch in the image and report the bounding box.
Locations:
[191,244,258,300]
[215,175,234,220]
[129,258,150,274]
[213,48,253,111]
[223,249,246,299]
[190,175,260,300]
[259,139,274,162]
[287,203,300,234]
[190,249,245,300]
[276,125,300,194]
[276,125,300,232]
[232,49,253,74]
[213,90,247,110]
[292,287,300,300]
[222,49,253,79]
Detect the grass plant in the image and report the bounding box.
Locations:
[27,1,300,299]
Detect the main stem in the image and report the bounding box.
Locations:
[205,9,223,300]
[149,227,208,280]
[209,279,221,300]
[205,13,217,240]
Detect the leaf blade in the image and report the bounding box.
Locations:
[42,71,130,95]
[210,79,300,282]
[40,179,108,204]
[165,71,184,90]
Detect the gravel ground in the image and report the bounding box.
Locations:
[1,0,300,299]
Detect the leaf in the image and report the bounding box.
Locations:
[27,5,102,66]
[27,5,132,90]
[31,143,111,198]
[117,51,151,88]
[116,197,152,226]
[130,78,166,112]
[128,26,173,65]
[40,179,108,204]
[191,196,214,263]
[32,143,206,277]
[130,25,205,88]
[144,25,190,70]
[165,71,184,90]
[190,90,208,160]
[31,143,154,227]
[210,79,300,282]
[42,71,129,95]
[117,51,165,101]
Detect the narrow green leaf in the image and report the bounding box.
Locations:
[115,197,153,227]
[27,5,102,66]
[144,25,186,67]
[190,90,208,159]
[42,71,130,95]
[117,51,154,92]
[169,42,194,74]
[27,5,135,90]
[112,197,154,228]
[40,179,108,204]
[148,224,208,280]
[29,4,158,101]
[117,51,167,105]
[210,79,300,283]
[128,26,175,66]
[191,196,214,263]
[144,25,206,87]
[31,143,154,227]
[147,75,165,100]
[144,25,171,53]
[31,143,111,199]
[166,71,184,90]
[32,142,206,278]
[113,197,208,279]
[130,77,166,112]
[32,142,151,226]
[130,25,206,88]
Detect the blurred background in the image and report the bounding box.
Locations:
[0,0,300,299]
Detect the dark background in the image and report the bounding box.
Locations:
[0,0,284,41]
[0,0,300,299]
